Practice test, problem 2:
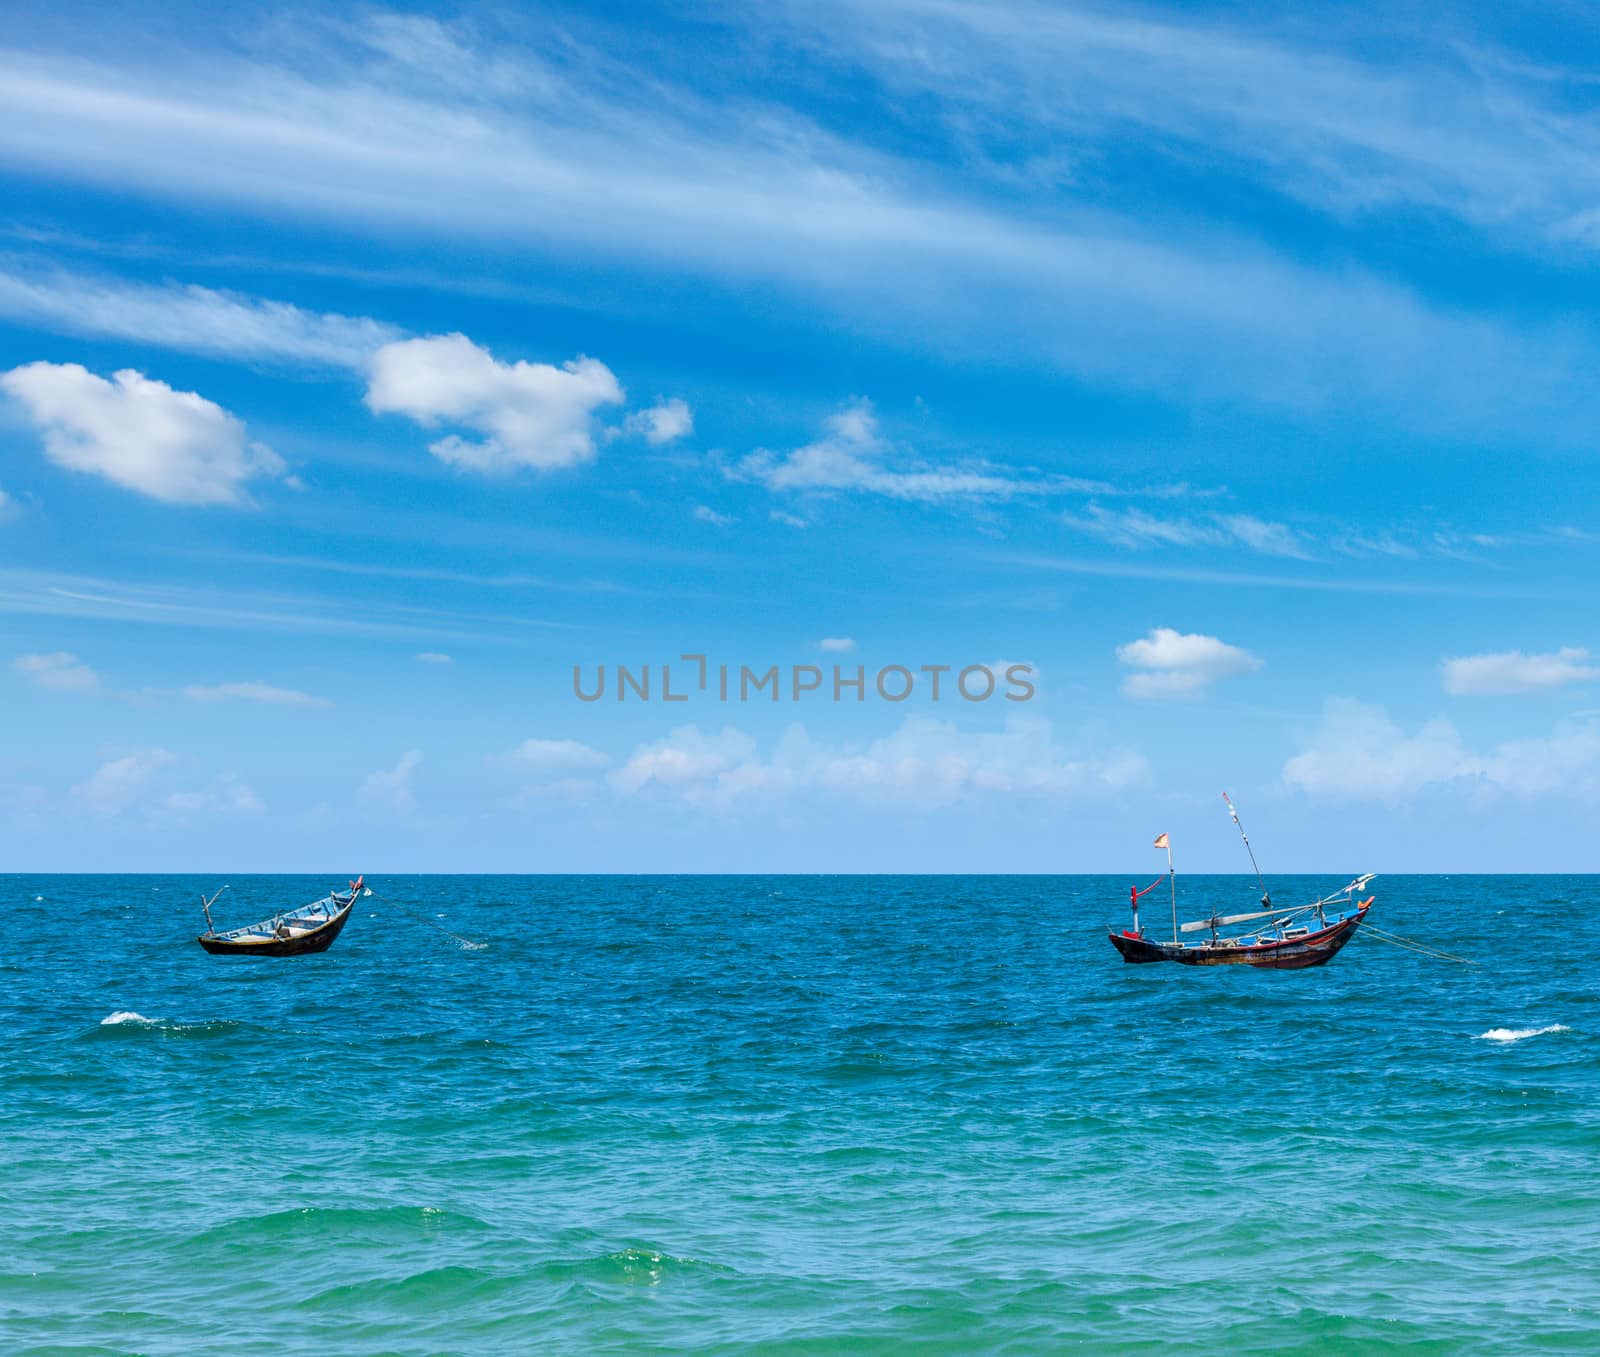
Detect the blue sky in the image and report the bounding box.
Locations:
[3,0,1599,872]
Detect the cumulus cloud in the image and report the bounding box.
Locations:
[1065,505,1310,558]
[609,714,1146,812]
[1441,647,1599,695]
[183,681,331,707]
[1284,698,1600,803]
[0,362,283,505]
[693,504,737,526]
[73,748,177,815]
[14,651,99,692]
[359,749,422,812]
[365,333,624,473]
[734,402,1031,502]
[1116,627,1261,699]
[624,397,693,445]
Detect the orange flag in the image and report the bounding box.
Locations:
[1153,833,1169,850]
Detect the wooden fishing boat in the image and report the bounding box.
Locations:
[1110,894,1372,968]
[197,877,368,956]
[1109,795,1374,969]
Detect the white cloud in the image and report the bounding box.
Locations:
[359,749,422,812]
[1441,647,1599,695]
[14,651,99,692]
[183,681,331,707]
[0,362,284,506]
[819,636,857,652]
[1116,627,1261,699]
[1065,505,1310,559]
[0,32,1577,434]
[735,403,1036,502]
[610,714,1145,811]
[0,264,398,369]
[693,504,737,526]
[625,397,693,445]
[1283,698,1600,804]
[365,333,624,473]
[612,726,757,799]
[770,510,809,528]
[415,651,454,664]
[494,736,611,803]
[165,773,264,816]
[73,748,176,815]
[497,737,610,774]
[800,1,1600,256]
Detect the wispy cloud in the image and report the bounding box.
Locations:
[183,681,332,707]
[359,749,422,813]
[165,773,264,817]
[735,402,1055,503]
[0,261,399,369]
[73,747,175,815]
[13,650,99,692]
[788,0,1600,257]
[0,24,1585,430]
[693,504,737,527]
[1065,505,1311,559]
[415,651,453,665]
[1441,647,1599,695]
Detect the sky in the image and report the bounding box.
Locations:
[3,0,1599,874]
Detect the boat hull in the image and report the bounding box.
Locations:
[1109,903,1369,970]
[198,902,354,957]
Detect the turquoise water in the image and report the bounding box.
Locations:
[2,874,1594,1354]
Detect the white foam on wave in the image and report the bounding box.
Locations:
[101,1011,156,1026]
[1478,1023,1570,1043]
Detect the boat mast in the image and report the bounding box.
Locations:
[201,884,228,935]
[1166,836,1176,944]
[1221,792,1270,908]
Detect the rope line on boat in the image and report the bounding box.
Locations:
[1361,924,1476,966]
[370,892,487,950]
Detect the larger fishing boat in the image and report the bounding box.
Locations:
[1109,794,1374,969]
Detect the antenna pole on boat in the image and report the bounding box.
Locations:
[1221,792,1271,908]
[201,884,228,935]
[1166,837,1177,944]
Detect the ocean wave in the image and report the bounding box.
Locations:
[545,1246,732,1288]
[185,1205,492,1251]
[88,1012,242,1040]
[1477,1024,1571,1043]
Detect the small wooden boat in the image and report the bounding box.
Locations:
[1110,795,1374,970]
[197,877,368,956]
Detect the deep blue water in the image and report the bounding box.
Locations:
[1,874,1594,1354]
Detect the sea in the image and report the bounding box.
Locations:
[1,874,1593,1355]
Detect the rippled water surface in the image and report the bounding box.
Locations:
[2,874,1595,1354]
